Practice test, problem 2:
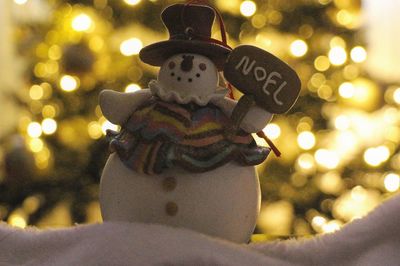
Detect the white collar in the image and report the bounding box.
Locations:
[148,80,228,106]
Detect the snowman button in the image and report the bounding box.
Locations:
[165,201,178,216]
[162,176,177,192]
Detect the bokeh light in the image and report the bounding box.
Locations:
[27,122,42,138]
[384,173,400,192]
[60,75,78,92]
[329,46,347,66]
[120,38,143,56]
[290,40,308,57]
[240,1,256,17]
[124,0,141,6]
[350,46,367,63]
[297,131,316,150]
[263,123,281,140]
[71,14,93,32]
[125,83,141,93]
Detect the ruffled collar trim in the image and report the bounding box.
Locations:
[148,80,228,106]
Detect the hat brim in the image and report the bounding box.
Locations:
[139,40,232,71]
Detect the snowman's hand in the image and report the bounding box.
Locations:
[99,89,152,125]
[213,97,273,133]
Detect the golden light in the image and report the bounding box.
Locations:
[297,131,316,150]
[350,46,367,63]
[364,146,390,167]
[27,122,42,138]
[42,118,57,135]
[318,171,343,195]
[60,75,78,92]
[240,1,256,17]
[336,9,353,26]
[297,153,315,170]
[351,186,367,202]
[328,46,347,66]
[88,121,103,139]
[124,0,141,6]
[71,14,93,32]
[384,173,400,192]
[334,115,350,130]
[322,220,342,233]
[29,85,44,100]
[338,82,354,98]
[29,138,44,153]
[393,88,400,104]
[14,0,28,5]
[314,56,330,71]
[290,39,308,57]
[120,38,143,56]
[8,213,27,228]
[42,105,57,118]
[101,120,118,135]
[263,123,281,140]
[311,215,326,232]
[125,83,141,93]
[315,149,339,169]
[48,45,62,60]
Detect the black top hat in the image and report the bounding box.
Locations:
[139,3,232,71]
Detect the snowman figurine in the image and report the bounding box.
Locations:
[99,3,273,243]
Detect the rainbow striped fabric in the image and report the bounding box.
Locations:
[107,97,270,175]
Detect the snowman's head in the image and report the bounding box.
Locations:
[157,53,219,100]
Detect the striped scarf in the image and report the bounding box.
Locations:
[107,97,270,175]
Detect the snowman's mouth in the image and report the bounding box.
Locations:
[170,72,201,83]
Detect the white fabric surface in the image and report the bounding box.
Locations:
[0,195,399,266]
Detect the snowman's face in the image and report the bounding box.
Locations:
[157,53,219,99]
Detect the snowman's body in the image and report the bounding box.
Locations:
[99,53,273,243]
[101,155,260,243]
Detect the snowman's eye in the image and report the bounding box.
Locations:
[168,61,176,69]
[196,73,200,77]
[199,63,207,71]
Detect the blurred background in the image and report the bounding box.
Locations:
[0,0,399,240]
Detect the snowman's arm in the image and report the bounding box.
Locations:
[213,97,273,133]
[99,89,152,125]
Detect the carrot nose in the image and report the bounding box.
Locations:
[181,55,194,72]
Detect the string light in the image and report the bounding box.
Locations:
[290,40,308,57]
[120,38,143,56]
[29,85,44,100]
[27,122,42,138]
[315,149,339,169]
[124,0,141,6]
[328,46,347,66]
[60,75,78,92]
[29,138,44,153]
[314,56,330,71]
[8,212,27,228]
[350,46,367,63]
[14,0,28,5]
[263,123,281,140]
[125,83,141,93]
[364,146,390,167]
[88,122,103,139]
[384,173,400,192]
[338,82,355,98]
[393,88,400,104]
[101,120,118,135]
[240,1,256,17]
[42,118,57,135]
[297,131,316,150]
[72,14,93,32]
[297,153,315,170]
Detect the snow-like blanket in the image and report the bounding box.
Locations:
[1,195,399,266]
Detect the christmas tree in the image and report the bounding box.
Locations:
[1,0,399,239]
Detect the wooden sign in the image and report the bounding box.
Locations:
[223,45,301,114]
